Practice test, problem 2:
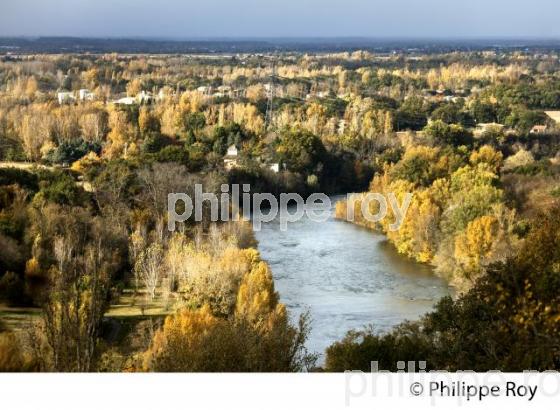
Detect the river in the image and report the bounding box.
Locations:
[253,196,451,359]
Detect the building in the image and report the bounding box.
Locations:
[530,125,548,134]
[216,85,232,94]
[226,145,238,157]
[197,86,213,96]
[78,89,95,101]
[224,145,239,171]
[57,91,75,104]
[137,90,154,104]
[545,111,560,125]
[337,119,347,135]
[212,85,234,99]
[268,163,280,173]
[114,96,136,105]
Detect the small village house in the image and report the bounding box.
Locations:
[224,144,239,171]
[79,89,95,101]
[57,91,75,104]
[530,125,548,134]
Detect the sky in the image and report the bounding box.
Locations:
[1,0,559,39]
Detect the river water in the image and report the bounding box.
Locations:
[254,196,451,358]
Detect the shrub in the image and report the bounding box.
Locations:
[43,139,101,165]
[0,332,26,372]
[155,146,189,166]
[0,271,25,306]
[0,168,38,191]
[503,149,535,171]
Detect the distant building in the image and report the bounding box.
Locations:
[268,163,280,173]
[224,145,239,170]
[57,91,75,104]
[545,111,560,125]
[232,88,245,98]
[226,145,238,157]
[530,125,548,134]
[197,86,213,96]
[114,96,136,105]
[78,89,95,101]
[112,91,153,106]
[337,119,347,135]
[137,90,154,104]
[217,85,232,94]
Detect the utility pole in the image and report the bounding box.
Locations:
[265,59,276,130]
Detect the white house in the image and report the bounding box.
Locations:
[226,145,238,157]
[58,91,75,104]
[78,89,95,101]
[114,96,136,105]
[268,163,280,173]
[216,85,232,95]
[137,91,153,104]
[197,86,213,96]
[337,119,347,135]
[224,145,239,171]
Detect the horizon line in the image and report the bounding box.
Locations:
[1,35,560,42]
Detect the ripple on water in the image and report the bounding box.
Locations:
[280,241,300,248]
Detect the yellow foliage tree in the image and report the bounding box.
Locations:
[235,260,279,323]
[469,145,503,172]
[454,215,499,278]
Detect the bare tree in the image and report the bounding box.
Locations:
[44,236,111,371]
[134,242,164,309]
[129,224,147,294]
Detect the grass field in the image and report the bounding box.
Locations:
[0,288,174,335]
[0,305,42,335]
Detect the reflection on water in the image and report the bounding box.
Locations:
[254,196,451,359]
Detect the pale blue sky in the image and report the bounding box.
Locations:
[1,0,558,38]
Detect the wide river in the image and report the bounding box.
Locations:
[254,196,451,359]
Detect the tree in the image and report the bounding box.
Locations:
[469,145,503,172]
[43,236,113,371]
[182,112,206,134]
[126,78,143,97]
[134,242,163,304]
[143,246,316,372]
[424,120,473,147]
[139,107,161,135]
[454,215,499,278]
[276,129,326,173]
[396,96,429,130]
[79,111,108,143]
[25,204,127,371]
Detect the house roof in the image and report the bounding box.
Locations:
[545,111,560,124]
